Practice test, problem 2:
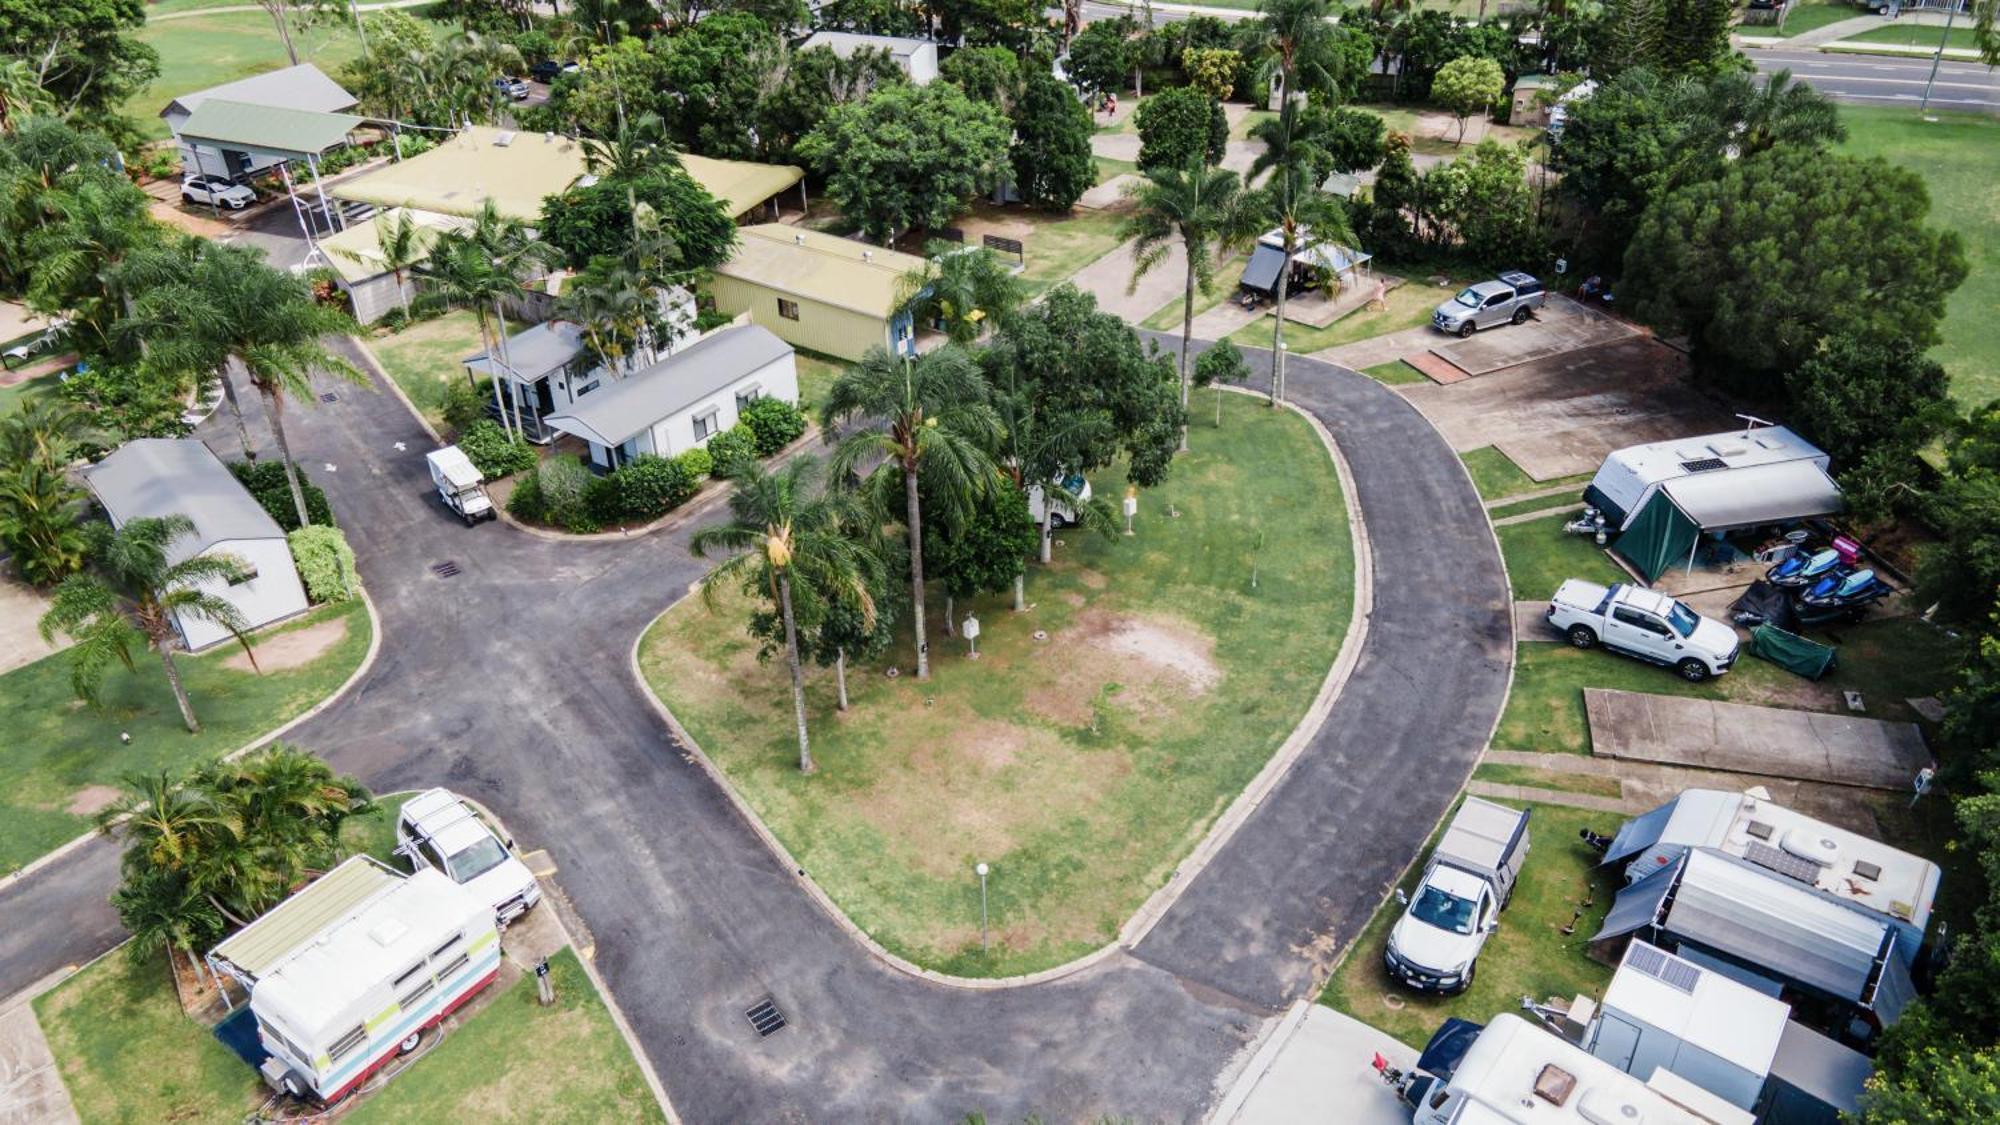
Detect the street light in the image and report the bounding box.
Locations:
[975,862,990,953]
[963,613,981,659]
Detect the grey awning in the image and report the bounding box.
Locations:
[464,320,586,384]
[1240,244,1286,294]
[1594,857,1679,942]
[1768,1021,1872,1115]
[1659,460,1842,532]
[1603,800,1678,866]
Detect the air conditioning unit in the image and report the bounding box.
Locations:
[493,131,517,147]
[1782,828,1841,867]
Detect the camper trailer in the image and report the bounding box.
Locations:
[207,857,500,1106]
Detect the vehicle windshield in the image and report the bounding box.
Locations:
[1667,601,1700,638]
[1411,885,1478,935]
[1451,288,1482,309]
[447,837,510,883]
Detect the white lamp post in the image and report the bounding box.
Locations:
[963,613,981,660]
[975,862,990,952]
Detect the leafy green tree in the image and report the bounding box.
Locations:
[757,44,906,163]
[1121,159,1251,450]
[111,865,226,974]
[1431,55,1505,146]
[922,477,1037,628]
[897,243,1023,345]
[540,37,671,139]
[0,59,56,133]
[1181,47,1240,99]
[1242,0,1341,108]
[39,516,258,734]
[939,45,1022,110]
[538,170,737,273]
[820,0,926,36]
[655,13,784,159]
[1067,17,1136,101]
[931,0,1047,50]
[1914,406,2000,627]
[1785,334,1951,522]
[1590,0,1735,76]
[1009,70,1094,212]
[0,0,158,129]
[1193,337,1250,427]
[821,345,1003,680]
[1422,140,1537,265]
[1861,1044,2000,1123]
[424,204,562,438]
[23,169,158,363]
[1622,147,1967,393]
[690,457,882,771]
[797,83,1011,243]
[1134,84,1228,171]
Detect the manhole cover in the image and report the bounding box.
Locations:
[319,392,339,403]
[430,560,461,578]
[745,997,786,1038]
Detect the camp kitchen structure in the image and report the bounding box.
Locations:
[206,856,501,1106]
[161,64,358,182]
[1599,788,1939,960]
[1237,227,1373,301]
[83,439,310,652]
[1578,940,1873,1125]
[1582,425,1843,583]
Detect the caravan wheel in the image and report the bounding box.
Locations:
[398,1029,423,1055]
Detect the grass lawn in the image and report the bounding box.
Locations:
[1094,155,1139,186]
[792,350,844,416]
[1225,279,1442,355]
[0,599,370,873]
[1320,801,1617,1050]
[1003,206,1131,296]
[639,392,1353,975]
[1362,359,1429,385]
[1354,103,1541,159]
[1836,24,1984,49]
[1770,0,1866,35]
[1838,107,2000,405]
[35,946,658,1124]
[1495,618,1963,755]
[368,311,487,432]
[338,792,418,865]
[1459,446,1591,503]
[1487,494,1581,522]
[1497,514,1629,601]
[130,13,367,141]
[0,370,61,415]
[1471,761,1622,799]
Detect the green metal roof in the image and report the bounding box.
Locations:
[176,98,363,159]
[209,856,403,979]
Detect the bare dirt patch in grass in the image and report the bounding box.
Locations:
[224,613,349,672]
[65,784,121,816]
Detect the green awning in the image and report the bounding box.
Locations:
[1748,625,1838,681]
[177,98,363,160]
[1614,489,1700,583]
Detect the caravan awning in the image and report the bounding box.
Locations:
[1603,801,1680,866]
[1660,461,1842,532]
[1594,856,1679,942]
[1240,244,1286,294]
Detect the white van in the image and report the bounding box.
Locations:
[395,789,541,926]
[1026,474,1092,528]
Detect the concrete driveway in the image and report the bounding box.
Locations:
[1426,296,1639,378]
[0,327,1509,1118]
[1213,1003,1417,1125]
[1584,689,1934,792]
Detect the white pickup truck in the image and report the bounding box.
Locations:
[1546,579,1740,683]
[1384,798,1531,995]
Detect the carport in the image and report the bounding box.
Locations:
[1616,461,1843,583]
[174,99,366,251]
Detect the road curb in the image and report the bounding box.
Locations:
[625,387,1373,991]
[2,590,384,887]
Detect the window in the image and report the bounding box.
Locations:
[327,1024,369,1063]
[430,932,463,960]
[776,298,800,321]
[1612,607,1662,633]
[735,385,762,412]
[227,564,258,587]
[436,952,471,979]
[259,1018,308,1064]
[693,410,720,441]
[416,839,447,873]
[399,977,436,1010]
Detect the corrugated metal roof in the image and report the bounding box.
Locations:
[84,439,285,561]
[462,319,586,383]
[162,63,356,120]
[318,208,472,285]
[210,856,403,980]
[544,325,792,448]
[176,99,363,158]
[714,225,927,318]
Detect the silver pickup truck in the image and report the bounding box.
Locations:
[1432,271,1548,337]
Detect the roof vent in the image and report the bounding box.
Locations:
[1577,1087,1646,1125]
[493,131,517,147]
[1745,819,1775,841]
[1706,440,1748,458]
[1853,860,1883,882]
[368,920,409,947]
[1534,1064,1578,1107]
[1781,828,1841,866]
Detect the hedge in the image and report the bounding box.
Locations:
[456,420,537,479]
[230,460,333,531]
[705,425,757,480]
[288,525,359,604]
[739,397,807,457]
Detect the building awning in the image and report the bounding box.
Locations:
[463,320,587,384]
[208,856,403,982]
[1240,244,1286,294]
[1659,460,1843,532]
[1594,855,1679,942]
[176,99,364,161]
[680,154,805,218]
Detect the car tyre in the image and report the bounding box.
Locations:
[1457,321,1476,338]
[1511,307,1530,325]
[182,192,198,205]
[398,1029,423,1055]
[1677,658,1710,683]
[1566,625,1597,649]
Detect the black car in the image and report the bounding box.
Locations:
[528,59,577,84]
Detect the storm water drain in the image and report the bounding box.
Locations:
[319,392,339,403]
[430,560,461,578]
[745,997,786,1038]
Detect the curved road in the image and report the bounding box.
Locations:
[0,337,1509,1120]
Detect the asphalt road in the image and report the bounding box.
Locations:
[1748,47,2000,112]
[0,333,1509,1118]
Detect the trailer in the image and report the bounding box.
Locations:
[206,856,501,1106]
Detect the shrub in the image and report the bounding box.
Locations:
[705,425,757,479]
[230,460,334,531]
[1193,339,1249,387]
[456,420,537,479]
[442,379,491,436]
[675,447,713,480]
[535,455,599,533]
[583,473,623,527]
[692,309,736,334]
[616,455,700,521]
[288,525,359,604]
[739,397,806,457]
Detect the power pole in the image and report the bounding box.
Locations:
[1918,0,1962,114]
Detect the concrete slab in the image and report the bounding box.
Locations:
[1515,601,1560,641]
[1214,1003,1415,1125]
[0,1002,79,1125]
[1065,234,1190,322]
[1426,296,1639,377]
[1583,689,1934,791]
[1405,351,1468,385]
[500,890,569,967]
[1076,173,1141,211]
[1395,337,1737,481]
[0,573,61,676]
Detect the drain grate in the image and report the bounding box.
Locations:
[430,560,461,578]
[319,392,339,403]
[745,997,786,1037]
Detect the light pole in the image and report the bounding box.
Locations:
[1918,0,1962,114]
[975,862,990,953]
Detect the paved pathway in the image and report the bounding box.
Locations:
[0,1002,78,1125]
[0,325,1509,1118]
[1311,324,1437,370]
[1740,9,1961,47]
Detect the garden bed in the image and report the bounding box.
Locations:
[638,393,1355,975]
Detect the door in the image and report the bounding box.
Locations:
[1607,605,1672,660]
[1478,291,1511,327]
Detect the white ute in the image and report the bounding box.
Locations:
[426,446,494,526]
[1385,797,1531,994]
[1546,579,1740,683]
[395,789,541,926]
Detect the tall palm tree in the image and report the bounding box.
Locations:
[200,744,373,914]
[1243,0,1339,116]
[333,210,428,320]
[442,201,561,435]
[1246,102,1356,405]
[40,516,260,734]
[894,243,1023,346]
[25,173,159,361]
[821,346,1002,681]
[110,865,228,975]
[690,458,880,773]
[1121,159,1250,451]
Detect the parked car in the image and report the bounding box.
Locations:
[1546,578,1740,682]
[1384,797,1531,994]
[1431,271,1547,337]
[395,788,541,926]
[529,59,579,83]
[181,174,257,210]
[1026,474,1091,529]
[493,75,530,100]
[426,446,495,526]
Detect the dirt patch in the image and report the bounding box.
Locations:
[66,785,121,817]
[1076,569,1109,590]
[1023,609,1220,727]
[1093,616,1221,692]
[225,614,349,672]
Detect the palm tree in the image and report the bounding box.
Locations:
[690,458,880,773]
[0,59,53,133]
[0,460,88,585]
[39,516,260,734]
[1121,158,1250,451]
[821,346,1003,681]
[110,866,228,975]
[1243,0,1339,116]
[25,173,159,361]
[98,771,235,875]
[200,745,373,914]
[894,243,1023,346]
[333,210,427,320]
[427,202,560,437]
[1246,102,1356,405]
